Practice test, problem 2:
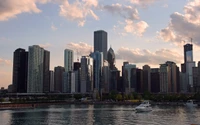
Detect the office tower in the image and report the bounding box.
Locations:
[80,56,93,93]
[102,60,110,93]
[110,70,120,92]
[49,70,54,92]
[94,30,107,60]
[180,73,188,93]
[182,43,195,91]
[160,64,169,93]
[64,49,74,72]
[90,51,103,92]
[151,68,160,93]
[43,50,50,93]
[176,67,180,93]
[74,62,81,92]
[12,48,28,93]
[160,61,178,93]
[63,71,75,93]
[143,65,151,92]
[107,47,116,70]
[123,63,137,94]
[193,67,198,92]
[27,45,44,93]
[136,69,143,93]
[54,66,65,93]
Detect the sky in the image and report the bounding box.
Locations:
[1,0,200,88]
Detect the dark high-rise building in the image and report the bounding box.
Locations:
[176,67,180,93]
[110,70,120,92]
[136,69,143,93]
[43,50,50,93]
[12,48,28,93]
[54,66,65,93]
[184,44,193,63]
[143,65,151,92]
[94,30,107,60]
[74,62,81,71]
[74,62,81,92]
[107,47,116,70]
[151,68,160,93]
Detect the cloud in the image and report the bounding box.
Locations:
[59,0,99,26]
[51,23,57,31]
[103,3,139,20]
[159,0,200,46]
[129,0,158,7]
[0,0,50,21]
[103,3,148,36]
[66,42,93,56]
[0,58,11,66]
[39,43,52,48]
[116,47,183,65]
[124,19,149,36]
[163,4,168,8]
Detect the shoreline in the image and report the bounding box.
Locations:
[0,101,193,110]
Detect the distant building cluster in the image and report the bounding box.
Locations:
[8,30,200,96]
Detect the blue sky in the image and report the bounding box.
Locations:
[1,0,200,88]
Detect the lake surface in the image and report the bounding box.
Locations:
[0,104,200,125]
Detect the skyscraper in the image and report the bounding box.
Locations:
[183,43,195,91]
[27,45,44,93]
[107,47,116,70]
[143,65,151,92]
[54,66,65,93]
[94,30,107,60]
[123,63,137,94]
[90,51,103,92]
[80,56,93,93]
[43,50,50,93]
[12,48,28,93]
[64,49,74,72]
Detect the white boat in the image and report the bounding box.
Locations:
[185,100,198,107]
[135,100,152,112]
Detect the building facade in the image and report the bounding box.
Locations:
[90,51,103,92]
[80,56,93,93]
[27,45,44,93]
[64,49,74,72]
[94,30,107,60]
[43,50,50,93]
[12,48,28,93]
[54,66,65,93]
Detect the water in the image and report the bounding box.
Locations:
[0,104,200,125]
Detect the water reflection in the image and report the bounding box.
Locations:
[0,105,200,125]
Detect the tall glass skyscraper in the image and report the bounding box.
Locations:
[27,45,44,93]
[12,48,28,93]
[80,56,93,93]
[94,30,107,60]
[64,49,74,72]
[184,43,195,89]
[90,51,103,92]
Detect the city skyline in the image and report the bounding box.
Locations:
[1,0,200,88]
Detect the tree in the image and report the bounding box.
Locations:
[116,94,122,101]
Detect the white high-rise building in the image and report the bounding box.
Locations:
[64,49,74,72]
[81,56,93,93]
[27,45,44,93]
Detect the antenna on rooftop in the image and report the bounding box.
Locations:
[191,37,193,44]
